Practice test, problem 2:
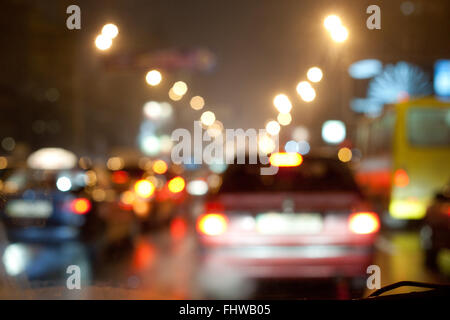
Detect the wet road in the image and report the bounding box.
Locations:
[0,223,448,299]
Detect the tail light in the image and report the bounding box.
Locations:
[348,212,380,234]
[197,213,228,236]
[269,152,303,167]
[71,198,91,215]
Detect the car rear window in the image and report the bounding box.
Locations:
[219,157,360,193]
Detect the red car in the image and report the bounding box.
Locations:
[196,153,380,294]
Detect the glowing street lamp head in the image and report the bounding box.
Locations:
[307,67,323,83]
[200,111,216,126]
[273,94,292,113]
[101,23,119,39]
[145,70,162,86]
[190,96,205,110]
[277,113,292,126]
[330,25,349,43]
[172,81,188,96]
[95,34,112,51]
[266,120,281,136]
[324,15,342,31]
[296,81,316,102]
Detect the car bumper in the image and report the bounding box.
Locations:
[199,245,375,279]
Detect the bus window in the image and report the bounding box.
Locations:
[408,107,450,146]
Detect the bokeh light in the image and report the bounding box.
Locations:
[273,94,293,113]
[330,25,349,43]
[172,81,188,96]
[307,67,323,83]
[190,96,205,110]
[200,111,216,126]
[324,15,342,31]
[338,147,352,162]
[265,120,281,136]
[168,88,183,101]
[95,34,112,50]
[145,70,162,86]
[101,23,119,39]
[277,113,292,126]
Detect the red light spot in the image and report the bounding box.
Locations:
[132,241,156,271]
[112,171,129,184]
[71,198,91,215]
[170,217,187,240]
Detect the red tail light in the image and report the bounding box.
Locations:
[348,212,380,234]
[197,213,228,236]
[71,198,91,215]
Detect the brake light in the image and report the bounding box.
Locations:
[269,152,303,167]
[197,213,228,236]
[71,198,91,215]
[394,169,409,187]
[348,212,380,234]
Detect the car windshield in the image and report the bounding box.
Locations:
[220,158,359,193]
[1,0,450,303]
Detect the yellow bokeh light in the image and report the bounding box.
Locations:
[101,23,119,39]
[169,88,183,101]
[172,81,188,96]
[168,176,186,193]
[95,34,112,50]
[273,94,292,113]
[107,157,124,171]
[266,120,281,136]
[0,157,7,170]
[120,190,136,205]
[134,180,155,198]
[330,25,349,43]
[338,147,352,162]
[152,160,168,175]
[277,113,292,126]
[200,111,216,126]
[258,135,276,154]
[324,15,342,31]
[190,96,205,110]
[307,67,323,83]
[145,70,162,86]
[296,81,316,102]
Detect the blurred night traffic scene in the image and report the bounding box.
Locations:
[0,0,449,300]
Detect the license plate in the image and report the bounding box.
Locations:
[256,212,323,234]
[5,200,53,218]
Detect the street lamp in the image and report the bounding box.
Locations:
[145,70,162,86]
[324,14,348,43]
[95,34,112,50]
[307,67,323,83]
[101,23,119,39]
[324,15,342,31]
[330,25,349,43]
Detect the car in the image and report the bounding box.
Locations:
[195,152,380,296]
[0,166,102,242]
[421,183,450,270]
[102,157,186,231]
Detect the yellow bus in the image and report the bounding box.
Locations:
[356,97,450,220]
